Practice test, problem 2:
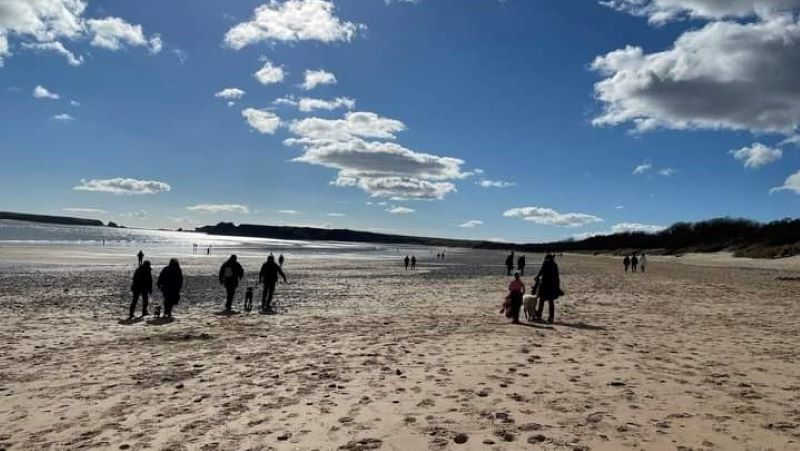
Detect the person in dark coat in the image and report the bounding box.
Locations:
[623,255,630,272]
[535,254,561,323]
[219,255,244,313]
[517,255,526,275]
[259,255,287,312]
[129,260,152,319]
[404,255,410,270]
[411,255,417,270]
[157,259,183,318]
[631,254,639,273]
[278,254,285,267]
[505,252,515,275]
[137,250,144,266]
[507,271,525,324]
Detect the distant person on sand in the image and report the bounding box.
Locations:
[640,253,647,273]
[137,250,144,266]
[219,255,244,313]
[506,271,525,324]
[505,252,515,275]
[129,260,152,319]
[623,255,630,272]
[517,254,526,275]
[404,255,410,270]
[535,254,562,323]
[157,259,183,318]
[411,255,417,270]
[278,254,285,267]
[441,251,445,260]
[259,255,287,312]
[631,254,639,273]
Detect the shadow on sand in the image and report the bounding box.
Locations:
[146,316,175,326]
[118,317,144,325]
[517,321,555,330]
[553,321,606,331]
[214,310,241,317]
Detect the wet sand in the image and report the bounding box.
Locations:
[0,248,798,450]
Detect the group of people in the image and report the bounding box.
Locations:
[623,253,647,273]
[505,251,527,275]
[504,254,562,324]
[403,255,417,270]
[128,251,288,320]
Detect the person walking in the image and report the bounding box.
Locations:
[505,251,515,275]
[259,255,287,312]
[535,254,562,324]
[640,253,647,273]
[157,259,183,318]
[404,255,410,270]
[623,255,630,272]
[631,254,639,273]
[517,255,526,276]
[411,255,417,270]
[129,260,152,319]
[137,250,144,266]
[278,254,285,267]
[219,255,244,313]
[507,271,525,324]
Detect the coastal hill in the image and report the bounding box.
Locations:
[0,211,104,227]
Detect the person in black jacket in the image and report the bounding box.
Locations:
[219,255,244,313]
[535,254,562,324]
[517,254,526,276]
[129,260,152,319]
[259,255,287,312]
[157,259,183,318]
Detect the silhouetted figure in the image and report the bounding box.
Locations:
[157,259,183,318]
[517,255,526,275]
[259,255,287,312]
[507,271,525,324]
[219,255,244,313]
[436,253,440,260]
[129,260,152,319]
[278,254,285,267]
[623,255,630,272]
[631,254,639,273]
[640,253,647,273]
[137,250,144,266]
[404,255,410,270]
[441,251,445,260]
[535,254,561,324]
[244,287,254,312]
[505,252,515,275]
[411,255,417,270]
[207,246,210,255]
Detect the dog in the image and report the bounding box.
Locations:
[244,287,254,313]
[522,294,538,321]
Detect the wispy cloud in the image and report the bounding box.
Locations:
[386,206,415,214]
[459,219,483,228]
[504,206,603,227]
[477,179,516,188]
[186,204,250,214]
[74,178,171,195]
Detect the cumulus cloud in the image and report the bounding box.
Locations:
[730,142,783,168]
[477,179,516,188]
[223,0,364,50]
[298,96,355,112]
[215,87,246,100]
[74,177,171,195]
[52,113,74,121]
[459,219,484,228]
[33,84,58,99]
[770,169,800,194]
[591,15,800,135]
[254,59,285,85]
[301,69,336,90]
[0,0,162,67]
[601,0,800,24]
[186,204,250,214]
[503,206,603,227]
[242,108,281,134]
[288,111,405,141]
[21,41,83,65]
[386,206,415,214]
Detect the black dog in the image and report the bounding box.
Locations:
[244,287,254,313]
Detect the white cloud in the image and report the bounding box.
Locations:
[21,41,83,65]
[770,169,800,194]
[186,204,250,214]
[327,212,346,217]
[298,96,355,112]
[86,17,161,53]
[504,206,603,227]
[477,179,516,188]
[632,163,652,175]
[120,210,148,219]
[33,84,58,99]
[615,205,625,209]
[288,111,405,141]
[62,207,107,214]
[730,142,783,168]
[74,177,171,195]
[301,69,336,90]
[592,15,800,135]
[70,100,79,106]
[278,209,301,214]
[386,206,415,214]
[224,0,364,50]
[242,108,281,134]
[53,113,74,121]
[254,59,285,85]
[658,168,675,176]
[611,222,666,234]
[215,87,246,100]
[273,95,298,107]
[459,219,484,228]
[601,0,800,24]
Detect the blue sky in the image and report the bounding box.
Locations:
[1,0,798,242]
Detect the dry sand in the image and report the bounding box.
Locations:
[0,248,799,450]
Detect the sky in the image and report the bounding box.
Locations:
[0,0,798,243]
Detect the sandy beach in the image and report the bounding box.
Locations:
[0,248,799,450]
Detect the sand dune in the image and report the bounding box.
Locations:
[0,249,798,450]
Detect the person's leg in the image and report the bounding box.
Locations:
[142,292,149,316]
[129,291,139,318]
[261,286,268,311]
[547,299,555,323]
[163,295,172,317]
[225,284,235,311]
[266,281,276,310]
[535,297,544,320]
[511,295,521,324]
